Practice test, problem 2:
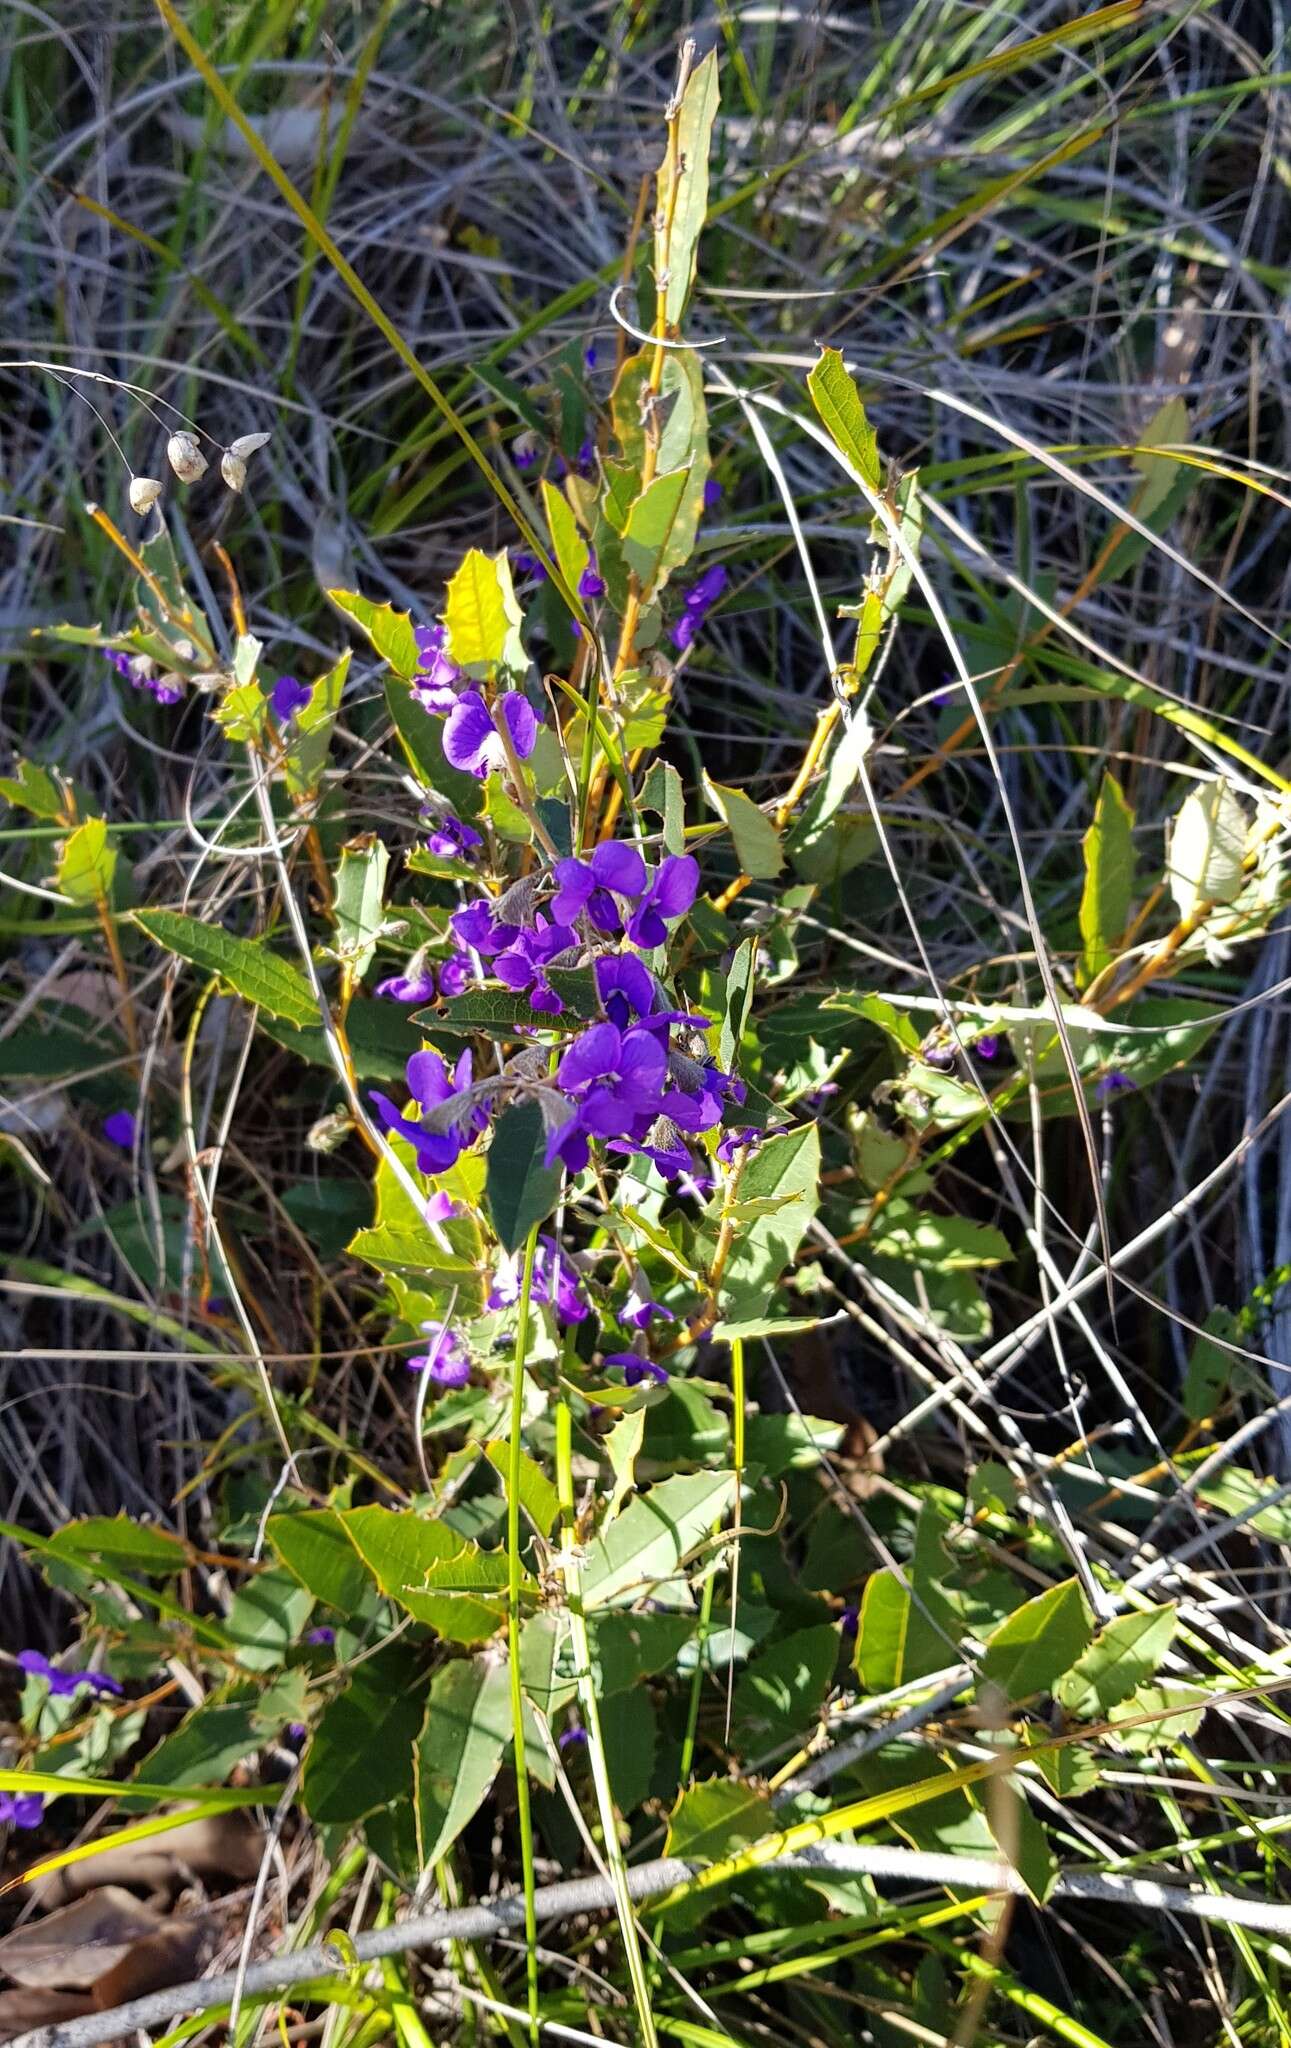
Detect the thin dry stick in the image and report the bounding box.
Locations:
[14,1840,1291,2048]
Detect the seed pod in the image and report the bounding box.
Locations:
[220,451,248,493]
[228,432,271,459]
[166,432,208,484]
[128,475,162,515]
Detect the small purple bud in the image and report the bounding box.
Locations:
[103,1110,138,1149]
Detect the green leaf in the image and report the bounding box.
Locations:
[268,1508,373,1615]
[867,1205,1011,1272]
[589,1611,695,1695]
[704,776,783,882]
[259,995,423,1084]
[340,1505,510,1643]
[981,1579,1093,1704]
[640,759,686,856]
[225,1567,314,1671]
[622,467,692,591]
[333,834,389,993]
[1167,777,1249,920]
[582,1469,736,1610]
[483,1439,561,1537]
[46,1517,187,1575]
[806,348,880,492]
[986,1778,1057,1904]
[284,651,351,804]
[1078,772,1135,986]
[445,549,524,677]
[415,1652,512,1867]
[1183,1307,1242,1422]
[519,1612,577,1719]
[610,352,710,591]
[133,910,318,1028]
[717,936,755,1073]
[732,1624,837,1752]
[486,1098,563,1253]
[599,1685,657,1815]
[433,972,596,1036]
[383,677,482,816]
[540,478,590,595]
[1108,1679,1207,1753]
[303,1641,425,1824]
[720,1126,820,1324]
[855,1506,960,1692]
[56,818,117,907]
[665,1777,776,1865]
[1054,1605,1177,1720]
[0,758,65,821]
[663,48,719,326]
[329,589,420,678]
[142,1700,260,1789]
[786,713,873,873]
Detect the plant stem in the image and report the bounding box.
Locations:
[553,1397,661,2048]
[507,1224,542,2046]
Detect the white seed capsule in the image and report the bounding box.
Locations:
[228,432,271,459]
[166,431,208,484]
[220,450,248,493]
[128,475,162,515]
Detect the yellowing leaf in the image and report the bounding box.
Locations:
[1167,777,1248,920]
[328,589,420,679]
[55,818,117,907]
[445,549,524,676]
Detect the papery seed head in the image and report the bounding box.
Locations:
[166,432,208,484]
[229,431,271,459]
[128,475,162,515]
[220,451,248,493]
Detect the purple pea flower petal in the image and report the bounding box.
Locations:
[376,964,438,1004]
[424,814,483,861]
[512,551,547,582]
[407,1320,471,1387]
[595,953,655,1031]
[451,900,520,957]
[0,1791,44,1829]
[438,951,473,998]
[443,691,498,778]
[685,564,728,612]
[974,1034,1001,1062]
[590,841,647,898]
[498,691,539,761]
[702,478,723,511]
[17,1649,122,1698]
[305,1626,335,1646]
[271,675,313,724]
[424,1190,461,1224]
[604,1352,669,1388]
[621,1272,674,1330]
[578,560,606,601]
[103,1110,137,1150]
[1096,1070,1135,1098]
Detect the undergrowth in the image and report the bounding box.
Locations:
[3,5,1291,2046]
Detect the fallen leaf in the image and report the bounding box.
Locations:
[27,1810,265,1908]
[0,1887,163,1990]
[0,1988,95,2044]
[92,1916,218,2007]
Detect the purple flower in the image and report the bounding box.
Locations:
[1096,1070,1135,1098]
[424,813,483,862]
[620,1271,674,1330]
[489,1237,589,1325]
[413,624,461,714]
[0,1791,44,1829]
[551,841,648,930]
[578,556,606,601]
[716,1125,761,1164]
[974,1035,1001,1063]
[558,1022,667,1131]
[839,1605,859,1640]
[271,675,313,724]
[670,563,728,649]
[514,438,540,471]
[702,477,723,512]
[604,1351,669,1388]
[370,1047,488,1176]
[438,951,473,998]
[576,438,595,474]
[451,900,522,958]
[443,690,540,779]
[407,1320,472,1388]
[103,1109,137,1150]
[625,854,701,949]
[559,1724,588,1752]
[424,1190,461,1223]
[584,343,598,370]
[17,1650,122,1700]
[512,551,547,583]
[494,915,579,1015]
[104,648,184,705]
[305,1626,335,1647]
[594,952,655,1032]
[376,961,438,1004]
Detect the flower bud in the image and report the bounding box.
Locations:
[220,451,248,493]
[229,432,271,459]
[166,432,207,484]
[128,475,162,515]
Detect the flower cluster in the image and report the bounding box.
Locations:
[103,647,183,706]
[411,618,542,781]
